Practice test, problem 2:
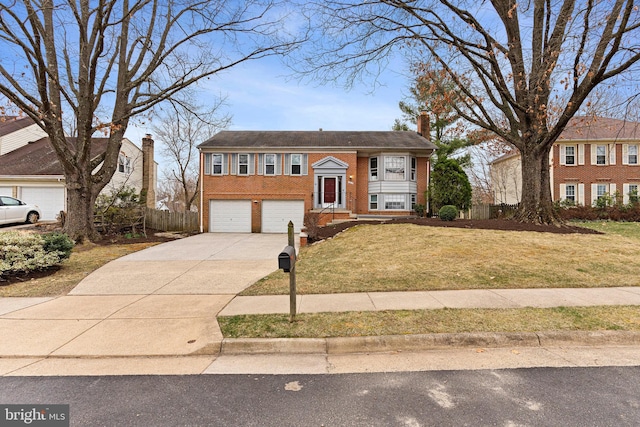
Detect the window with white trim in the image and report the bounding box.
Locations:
[410,157,417,181]
[384,156,405,180]
[264,154,276,175]
[565,184,576,203]
[369,194,378,210]
[384,194,405,210]
[629,145,638,165]
[411,194,417,209]
[565,146,575,165]
[369,157,378,181]
[238,154,249,175]
[212,154,223,175]
[597,183,608,199]
[118,153,131,174]
[596,145,607,165]
[291,154,302,175]
[629,184,639,203]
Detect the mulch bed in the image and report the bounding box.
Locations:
[312,217,601,241]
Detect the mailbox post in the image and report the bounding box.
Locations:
[278,221,297,322]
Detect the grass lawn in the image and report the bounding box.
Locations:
[241,222,640,296]
[219,306,640,338]
[0,242,161,297]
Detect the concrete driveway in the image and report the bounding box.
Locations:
[0,233,290,372]
[70,233,288,295]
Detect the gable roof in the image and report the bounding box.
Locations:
[559,116,640,141]
[198,130,437,151]
[0,137,109,175]
[0,116,39,138]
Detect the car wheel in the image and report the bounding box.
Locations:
[26,211,39,224]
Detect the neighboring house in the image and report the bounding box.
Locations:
[198,114,437,233]
[0,117,157,220]
[490,116,640,206]
[0,116,48,155]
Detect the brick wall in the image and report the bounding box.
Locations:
[554,143,640,203]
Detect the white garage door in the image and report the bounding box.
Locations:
[209,200,252,232]
[0,187,12,196]
[262,200,305,233]
[21,187,65,221]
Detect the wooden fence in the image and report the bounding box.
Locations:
[144,208,199,232]
[465,203,520,220]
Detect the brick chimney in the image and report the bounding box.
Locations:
[417,111,430,139]
[141,134,156,208]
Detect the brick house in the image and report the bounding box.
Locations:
[490,116,640,205]
[198,114,436,233]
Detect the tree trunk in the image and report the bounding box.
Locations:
[63,176,100,243]
[515,145,562,225]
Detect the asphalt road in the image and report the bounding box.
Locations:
[1,366,639,426]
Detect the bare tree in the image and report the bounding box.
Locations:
[297,0,640,224]
[153,95,229,212]
[0,0,301,241]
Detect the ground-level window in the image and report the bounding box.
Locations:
[629,184,639,203]
[565,184,576,203]
[369,194,378,210]
[411,194,417,209]
[384,194,405,210]
[597,183,608,199]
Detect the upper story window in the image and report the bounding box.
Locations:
[410,157,417,181]
[212,154,223,175]
[565,146,576,165]
[291,154,302,175]
[238,154,249,175]
[384,156,406,180]
[264,154,276,175]
[628,145,638,165]
[596,145,607,165]
[118,153,131,174]
[369,157,378,181]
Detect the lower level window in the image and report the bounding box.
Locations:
[369,194,378,210]
[597,184,608,199]
[384,194,405,210]
[565,184,576,202]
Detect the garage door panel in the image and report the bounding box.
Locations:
[262,200,304,233]
[210,200,251,233]
[0,187,12,196]
[21,187,65,221]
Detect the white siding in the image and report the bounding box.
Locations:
[0,124,47,155]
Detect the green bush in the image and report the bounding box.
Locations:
[439,205,458,221]
[0,231,72,278]
[42,232,74,260]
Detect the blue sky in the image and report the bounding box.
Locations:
[125,56,413,143]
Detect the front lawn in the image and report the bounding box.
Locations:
[241,223,640,296]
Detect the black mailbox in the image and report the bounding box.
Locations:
[278,245,296,272]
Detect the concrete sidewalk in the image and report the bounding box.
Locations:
[219,287,640,315]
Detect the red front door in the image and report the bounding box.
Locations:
[324,177,336,204]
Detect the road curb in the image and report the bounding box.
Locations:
[220,330,640,355]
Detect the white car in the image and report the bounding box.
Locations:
[0,196,42,225]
